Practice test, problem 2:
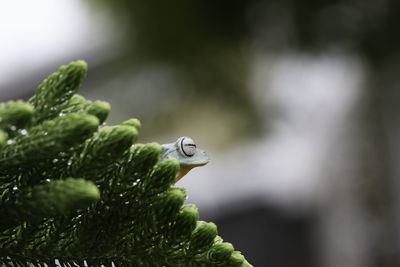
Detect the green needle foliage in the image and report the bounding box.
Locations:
[0,60,252,267]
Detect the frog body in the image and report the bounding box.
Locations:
[160,136,209,181]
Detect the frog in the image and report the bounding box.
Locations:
[160,136,209,181]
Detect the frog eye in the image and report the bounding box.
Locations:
[179,137,196,157]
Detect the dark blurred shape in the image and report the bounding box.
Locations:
[90,0,400,64]
[87,0,260,134]
[211,200,315,267]
[106,0,252,62]
[288,0,399,67]
[84,0,400,139]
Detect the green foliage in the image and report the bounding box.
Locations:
[29,60,88,122]
[0,100,34,135]
[0,178,99,230]
[0,61,252,266]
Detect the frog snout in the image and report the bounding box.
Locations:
[196,150,210,165]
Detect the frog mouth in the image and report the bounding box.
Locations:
[182,160,209,167]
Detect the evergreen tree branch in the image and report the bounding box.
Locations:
[188,221,218,253]
[60,94,111,124]
[143,159,179,194]
[0,113,99,173]
[0,178,99,230]
[0,130,6,147]
[0,101,34,135]
[29,60,87,123]
[0,60,253,267]
[68,125,139,181]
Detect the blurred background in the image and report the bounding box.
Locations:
[1,0,400,266]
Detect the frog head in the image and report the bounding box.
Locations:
[160,136,209,181]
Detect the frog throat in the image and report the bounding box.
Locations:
[176,163,206,181]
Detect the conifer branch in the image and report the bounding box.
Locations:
[60,94,111,124]
[0,178,99,230]
[68,125,139,181]
[0,60,253,267]
[0,101,34,134]
[0,113,99,173]
[29,60,87,123]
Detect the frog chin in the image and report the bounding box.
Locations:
[176,162,208,181]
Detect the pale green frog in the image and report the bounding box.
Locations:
[160,136,209,181]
